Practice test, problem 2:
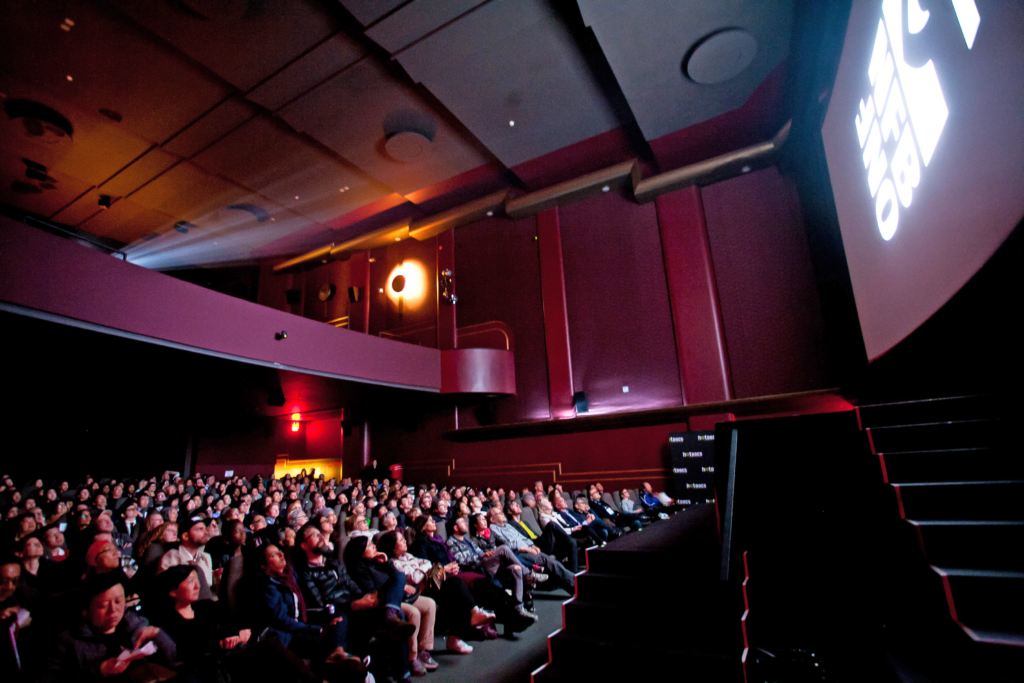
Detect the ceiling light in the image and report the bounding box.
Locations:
[60,24,70,31]
[601,185,610,192]
[379,288,384,293]
[741,165,751,173]
[270,217,275,221]
[66,75,73,81]
[395,237,401,241]
[64,18,74,26]
[294,195,299,200]
[486,211,494,217]
[509,120,515,127]
[684,28,758,84]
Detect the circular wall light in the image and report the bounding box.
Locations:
[684,28,757,84]
[386,261,427,308]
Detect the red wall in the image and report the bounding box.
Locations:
[559,190,682,414]
[701,168,833,398]
[197,415,342,480]
[453,215,549,424]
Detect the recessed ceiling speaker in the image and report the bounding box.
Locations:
[384,131,432,161]
[684,28,758,85]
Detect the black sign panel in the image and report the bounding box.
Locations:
[669,431,715,507]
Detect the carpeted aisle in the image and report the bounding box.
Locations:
[423,590,568,683]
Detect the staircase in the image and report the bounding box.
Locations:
[531,504,744,682]
[858,395,1024,680]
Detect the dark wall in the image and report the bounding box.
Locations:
[559,189,682,414]
[454,214,549,424]
[702,167,833,398]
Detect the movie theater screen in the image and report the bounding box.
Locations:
[822,0,1024,360]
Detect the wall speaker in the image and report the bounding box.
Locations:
[285,289,302,305]
[348,286,361,303]
[573,391,588,414]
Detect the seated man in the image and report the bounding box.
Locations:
[564,496,622,543]
[540,497,604,549]
[449,515,542,620]
[38,572,177,683]
[639,482,676,518]
[508,500,579,571]
[158,515,217,601]
[487,508,575,594]
[589,490,643,532]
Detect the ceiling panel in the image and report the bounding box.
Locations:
[100,147,182,197]
[162,97,259,159]
[0,0,231,145]
[79,198,177,244]
[338,0,407,27]
[51,188,110,227]
[192,115,393,225]
[109,0,339,92]
[364,0,488,54]
[0,87,157,189]
[394,0,620,167]
[279,57,490,195]
[0,149,92,219]
[126,206,314,269]
[246,32,365,112]
[577,0,792,140]
[127,161,249,223]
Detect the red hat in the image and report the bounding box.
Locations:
[85,539,114,567]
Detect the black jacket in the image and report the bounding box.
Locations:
[295,557,364,613]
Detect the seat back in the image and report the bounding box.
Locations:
[602,492,619,512]
[612,491,623,512]
[520,506,543,536]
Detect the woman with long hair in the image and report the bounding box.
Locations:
[257,544,366,681]
[376,529,497,652]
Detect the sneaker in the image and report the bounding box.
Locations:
[477,623,500,639]
[515,606,539,621]
[524,571,548,585]
[408,657,427,677]
[658,512,669,520]
[447,636,473,654]
[417,652,438,671]
[470,606,496,626]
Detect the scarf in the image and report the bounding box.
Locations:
[273,567,307,622]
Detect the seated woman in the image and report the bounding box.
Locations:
[343,535,440,675]
[344,515,375,540]
[375,530,491,654]
[256,544,366,681]
[407,517,531,636]
[150,564,346,683]
[37,572,177,683]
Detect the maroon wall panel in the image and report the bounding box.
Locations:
[701,167,832,398]
[453,215,550,425]
[536,209,576,419]
[559,191,682,414]
[196,419,299,480]
[0,218,441,391]
[305,417,343,463]
[655,186,734,404]
[303,259,354,323]
[440,349,516,394]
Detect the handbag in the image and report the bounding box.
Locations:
[423,563,447,591]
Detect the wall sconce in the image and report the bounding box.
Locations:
[440,269,457,305]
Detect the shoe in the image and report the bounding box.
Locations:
[658,512,669,520]
[380,606,417,640]
[409,657,427,677]
[515,606,539,621]
[524,571,548,585]
[417,652,438,671]
[477,623,500,639]
[447,636,473,654]
[470,606,496,626]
